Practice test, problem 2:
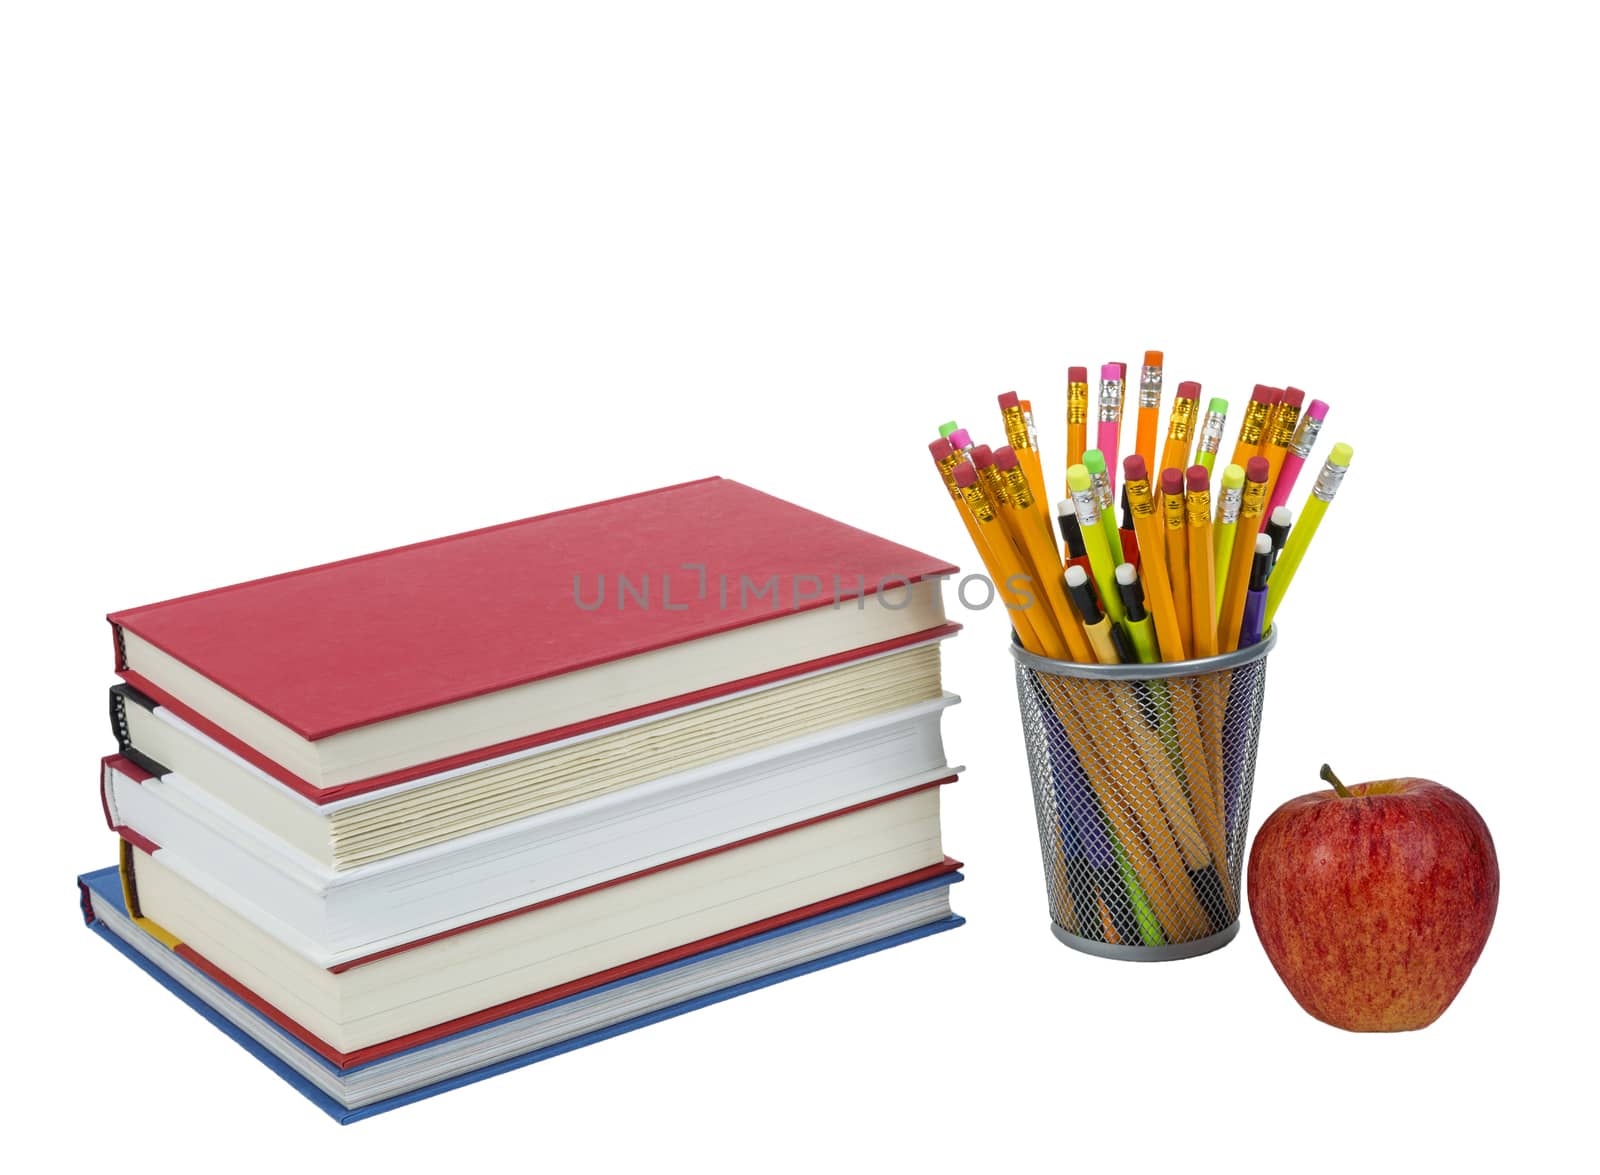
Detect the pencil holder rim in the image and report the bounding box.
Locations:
[1010,625,1278,680]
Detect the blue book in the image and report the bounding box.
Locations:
[77,865,963,1123]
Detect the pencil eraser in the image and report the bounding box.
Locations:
[1330,441,1354,465]
[1186,465,1209,493]
[929,438,953,461]
[994,445,1021,471]
[1160,468,1184,495]
[1250,384,1280,404]
[952,461,977,488]
[1115,362,1127,378]
[1115,563,1138,586]
[1246,456,1270,482]
[1270,505,1293,527]
[949,427,973,450]
[1281,386,1306,409]
[972,444,994,468]
[1083,449,1107,474]
[998,391,1020,410]
[1068,365,1088,382]
[1176,380,1201,399]
[1100,363,1120,381]
[1144,350,1163,367]
[938,421,958,437]
[1221,463,1246,489]
[1065,564,1089,588]
[1066,465,1092,492]
[1123,454,1148,482]
[1255,533,1274,555]
[1208,397,1228,415]
[1019,398,1033,412]
[1305,399,1329,422]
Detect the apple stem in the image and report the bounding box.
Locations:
[1320,763,1354,798]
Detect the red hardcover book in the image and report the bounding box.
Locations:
[110,477,957,796]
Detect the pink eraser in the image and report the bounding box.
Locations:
[1176,380,1201,399]
[953,461,977,488]
[1250,384,1280,404]
[1281,386,1306,409]
[1246,456,1270,482]
[929,438,953,460]
[972,444,994,467]
[998,391,1020,409]
[994,445,1021,471]
[1160,468,1184,495]
[1305,399,1329,422]
[1115,362,1127,377]
[1186,465,1209,493]
[1068,365,1088,382]
[1101,363,1120,381]
[949,427,973,449]
[1123,454,1149,482]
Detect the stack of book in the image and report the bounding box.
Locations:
[79,478,964,1122]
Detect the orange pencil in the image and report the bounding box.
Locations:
[1159,380,1201,477]
[1120,454,1188,661]
[1257,386,1305,510]
[1066,365,1090,471]
[995,446,1094,663]
[1134,350,1164,476]
[1228,385,1279,471]
[1216,456,1270,653]
[1160,468,1193,657]
[930,438,1045,655]
[952,461,1067,660]
[1184,464,1217,658]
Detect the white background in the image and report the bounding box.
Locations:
[3,2,1594,1170]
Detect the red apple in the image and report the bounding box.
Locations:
[1247,765,1498,1032]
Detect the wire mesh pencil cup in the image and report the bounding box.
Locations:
[1012,629,1276,961]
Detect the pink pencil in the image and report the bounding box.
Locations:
[1096,362,1125,494]
[1264,398,1329,522]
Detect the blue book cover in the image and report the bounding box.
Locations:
[78,865,963,1123]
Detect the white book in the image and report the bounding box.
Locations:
[112,637,947,868]
[120,787,950,1054]
[103,696,959,967]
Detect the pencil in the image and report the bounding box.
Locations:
[952,461,1066,659]
[931,439,1046,655]
[1134,350,1164,476]
[1212,462,1246,614]
[1095,364,1125,495]
[1184,465,1218,659]
[1159,380,1201,476]
[1160,468,1193,658]
[995,446,1095,662]
[1066,365,1090,471]
[1120,455,1187,660]
[1065,463,1129,628]
[1263,442,1352,630]
[1257,386,1305,512]
[1228,385,1278,471]
[1264,397,1328,523]
[1216,456,1270,653]
[1194,397,1229,474]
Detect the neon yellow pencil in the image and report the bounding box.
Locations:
[1264,442,1352,629]
[1212,462,1246,613]
[1066,463,1127,627]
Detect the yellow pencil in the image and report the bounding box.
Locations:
[1216,456,1270,653]
[995,446,1095,663]
[1160,468,1193,658]
[1228,385,1278,472]
[1119,454,1187,661]
[1184,464,1218,659]
[1212,462,1246,613]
